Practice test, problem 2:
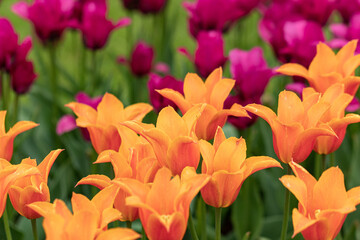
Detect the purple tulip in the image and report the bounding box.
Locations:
[57,92,102,138]
[0,18,19,68]
[10,60,37,94]
[129,41,154,77]
[183,0,243,37]
[121,0,167,13]
[12,0,74,43]
[76,1,130,50]
[225,47,274,129]
[194,31,227,78]
[148,73,183,112]
[335,0,360,23]
[290,0,335,25]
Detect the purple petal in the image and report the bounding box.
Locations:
[56,115,77,135]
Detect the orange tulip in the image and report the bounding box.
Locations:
[277,40,360,96]
[123,105,203,175]
[200,127,281,208]
[0,158,39,217]
[66,92,152,153]
[8,149,62,219]
[115,167,210,240]
[280,161,360,240]
[157,68,249,140]
[245,90,337,163]
[28,185,139,240]
[77,147,160,222]
[0,110,38,161]
[303,84,360,154]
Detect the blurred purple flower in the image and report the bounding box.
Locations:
[291,0,335,25]
[129,41,154,77]
[285,82,307,96]
[12,0,75,43]
[180,31,227,78]
[10,60,37,95]
[57,92,102,138]
[148,73,183,112]
[76,1,131,50]
[225,47,273,129]
[335,0,360,23]
[121,0,168,14]
[183,0,243,37]
[0,18,18,68]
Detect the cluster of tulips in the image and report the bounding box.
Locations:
[2,39,360,240]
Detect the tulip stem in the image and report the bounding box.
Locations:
[330,153,335,167]
[280,165,291,240]
[197,197,207,240]
[215,207,222,240]
[188,210,199,240]
[126,221,132,229]
[48,42,58,121]
[3,206,12,240]
[1,72,10,111]
[91,50,98,92]
[13,94,19,123]
[31,219,38,240]
[79,44,86,91]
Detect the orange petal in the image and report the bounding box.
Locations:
[123,103,153,121]
[96,228,141,240]
[204,67,222,95]
[244,104,277,127]
[184,73,207,104]
[277,63,309,79]
[66,210,98,240]
[243,156,281,178]
[199,139,215,174]
[146,212,187,240]
[71,192,96,215]
[0,111,6,135]
[309,42,337,78]
[96,93,124,124]
[87,125,122,153]
[277,90,304,125]
[347,186,360,205]
[156,89,192,114]
[209,78,235,110]
[279,175,308,211]
[292,208,319,238]
[76,174,112,190]
[92,185,120,213]
[213,137,246,172]
[65,102,97,126]
[156,107,188,140]
[38,149,63,183]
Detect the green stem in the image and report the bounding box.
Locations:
[12,94,19,124]
[141,225,147,240]
[3,206,13,240]
[31,219,38,240]
[1,72,10,111]
[215,207,222,240]
[188,210,199,240]
[126,221,132,229]
[330,153,335,167]
[48,42,58,121]
[280,165,291,240]
[196,197,207,240]
[79,44,86,91]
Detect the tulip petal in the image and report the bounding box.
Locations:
[37,149,63,183]
[96,228,141,240]
[209,78,235,110]
[184,73,206,104]
[76,174,111,190]
[146,212,186,240]
[123,103,153,122]
[213,137,246,172]
[157,89,192,114]
[276,63,309,79]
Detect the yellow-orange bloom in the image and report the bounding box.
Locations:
[280,161,360,240]
[157,68,249,140]
[115,167,210,240]
[123,105,203,175]
[66,92,152,153]
[0,111,38,161]
[200,127,281,208]
[277,40,360,95]
[303,84,360,154]
[28,185,139,240]
[8,149,62,219]
[0,158,39,217]
[245,90,337,163]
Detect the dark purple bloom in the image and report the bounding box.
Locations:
[194,31,227,78]
[183,0,243,37]
[12,0,74,43]
[335,0,360,23]
[75,91,102,109]
[290,0,335,25]
[225,47,273,129]
[0,18,19,68]
[148,73,183,112]
[77,1,131,50]
[121,0,167,14]
[129,41,154,77]
[10,60,37,94]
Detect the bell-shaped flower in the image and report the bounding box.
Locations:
[0,159,39,217]
[130,41,154,77]
[8,149,62,219]
[114,167,210,240]
[123,105,202,175]
[0,18,19,68]
[277,40,360,96]
[12,0,74,43]
[245,90,337,163]
[120,0,168,14]
[148,73,184,113]
[291,0,335,25]
[335,0,360,23]
[280,161,360,240]
[303,84,360,154]
[158,68,249,140]
[66,92,153,153]
[200,127,281,208]
[78,1,131,50]
[28,185,140,240]
[10,60,37,94]
[0,111,38,161]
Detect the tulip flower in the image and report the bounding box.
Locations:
[148,73,184,112]
[225,47,274,129]
[12,0,74,43]
[77,1,131,50]
[335,0,360,23]
[28,186,140,240]
[0,18,18,69]
[10,60,37,94]
[291,0,335,25]
[0,159,39,217]
[158,68,249,140]
[280,161,360,240]
[121,0,168,14]
[180,31,227,78]
[200,127,281,208]
[0,111,38,161]
[277,40,360,96]
[302,84,360,155]
[130,41,154,77]
[114,167,210,240]
[245,90,337,163]
[8,150,62,219]
[183,0,243,37]
[123,105,202,175]
[66,92,153,153]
